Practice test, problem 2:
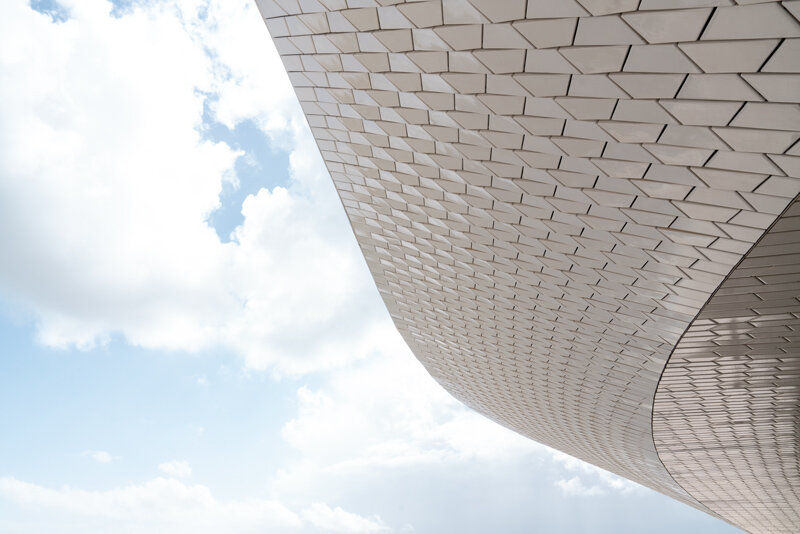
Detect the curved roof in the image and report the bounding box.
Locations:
[654,197,800,533]
[258,1,800,531]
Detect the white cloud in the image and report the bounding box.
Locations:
[0,476,297,533]
[556,476,606,497]
[0,476,390,534]
[552,451,640,496]
[302,503,388,533]
[0,0,238,351]
[83,450,113,464]
[158,461,192,478]
[267,342,640,509]
[271,341,545,500]
[281,344,534,468]
[0,0,383,375]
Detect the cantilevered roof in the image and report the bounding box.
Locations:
[257,1,800,531]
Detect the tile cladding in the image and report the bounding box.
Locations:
[654,197,800,533]
[257,1,800,531]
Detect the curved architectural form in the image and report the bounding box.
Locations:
[257,1,800,531]
[654,196,800,533]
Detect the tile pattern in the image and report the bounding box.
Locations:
[257,0,800,529]
[654,196,800,534]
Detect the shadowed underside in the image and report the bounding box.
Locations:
[654,196,800,533]
[257,1,800,531]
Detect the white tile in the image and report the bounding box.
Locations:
[624,44,699,73]
[575,15,644,45]
[701,3,800,40]
[679,39,780,73]
[622,8,712,44]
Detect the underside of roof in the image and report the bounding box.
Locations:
[257,1,800,532]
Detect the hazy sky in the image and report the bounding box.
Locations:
[0,1,743,532]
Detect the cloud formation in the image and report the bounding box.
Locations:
[552,451,641,497]
[82,450,113,464]
[0,0,382,375]
[556,476,607,497]
[302,503,388,534]
[282,337,541,472]
[0,475,391,534]
[158,461,192,478]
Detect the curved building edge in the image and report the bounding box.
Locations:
[654,195,800,533]
[255,1,800,532]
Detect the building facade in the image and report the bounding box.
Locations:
[257,1,800,532]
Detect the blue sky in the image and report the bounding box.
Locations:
[0,1,743,533]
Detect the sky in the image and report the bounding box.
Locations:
[0,1,744,533]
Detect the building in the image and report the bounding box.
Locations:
[257,1,800,532]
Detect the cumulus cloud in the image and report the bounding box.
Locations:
[302,503,388,533]
[82,450,113,464]
[0,475,392,534]
[0,0,383,375]
[158,461,192,478]
[556,476,606,497]
[271,340,545,500]
[552,451,640,496]
[0,476,294,534]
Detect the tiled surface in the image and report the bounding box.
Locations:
[654,196,800,534]
[257,0,800,530]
